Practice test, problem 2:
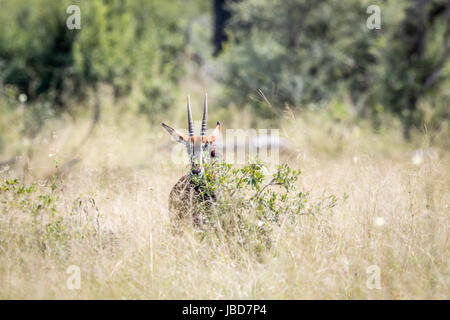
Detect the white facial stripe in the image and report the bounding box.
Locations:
[193,138,203,162]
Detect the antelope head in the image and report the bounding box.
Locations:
[161,94,221,176]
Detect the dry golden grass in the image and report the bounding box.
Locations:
[0,104,448,299]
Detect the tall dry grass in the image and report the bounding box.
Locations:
[0,104,448,299]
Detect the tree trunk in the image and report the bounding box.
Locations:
[403,92,418,141]
[401,0,427,140]
[213,0,233,56]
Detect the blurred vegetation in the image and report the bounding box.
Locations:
[218,0,450,139]
[0,0,448,300]
[0,0,449,148]
[0,0,201,115]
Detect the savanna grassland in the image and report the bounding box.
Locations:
[0,91,448,299]
[1,0,449,301]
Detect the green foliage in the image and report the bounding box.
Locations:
[193,160,346,254]
[0,0,448,140]
[371,0,450,138]
[73,0,188,105]
[0,0,74,108]
[0,0,195,114]
[217,0,377,114]
[0,176,112,258]
[218,0,450,137]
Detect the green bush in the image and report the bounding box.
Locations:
[192,160,347,255]
[0,176,114,258]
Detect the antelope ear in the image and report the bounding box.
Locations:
[161,123,188,145]
[208,121,221,143]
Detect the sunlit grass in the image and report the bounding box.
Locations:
[0,102,448,299]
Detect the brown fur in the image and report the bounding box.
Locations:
[168,174,216,228]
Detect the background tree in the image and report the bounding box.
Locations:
[0,0,193,114]
[0,0,448,140]
[213,0,235,55]
[375,0,450,139]
[217,0,450,138]
[216,0,377,116]
[0,0,75,109]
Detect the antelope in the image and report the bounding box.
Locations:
[161,94,221,227]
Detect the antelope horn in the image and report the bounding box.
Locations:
[187,95,194,137]
[201,93,207,136]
